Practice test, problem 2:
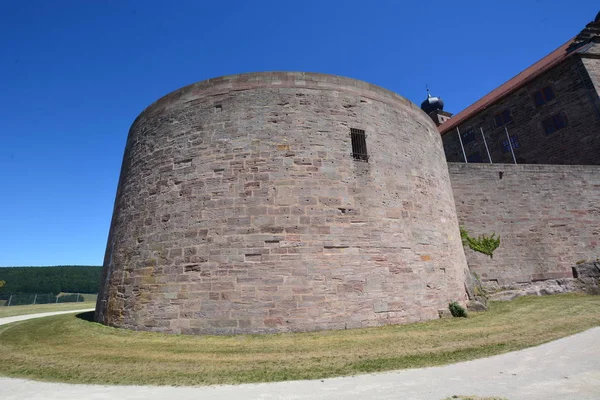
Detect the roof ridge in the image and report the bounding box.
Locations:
[567,18,600,52]
[439,13,600,135]
[438,38,575,134]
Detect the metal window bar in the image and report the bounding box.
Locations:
[504,126,517,164]
[350,128,369,162]
[456,127,468,163]
[480,127,492,163]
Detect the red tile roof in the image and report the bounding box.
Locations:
[438,37,576,135]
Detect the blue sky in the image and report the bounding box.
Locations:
[0,1,597,266]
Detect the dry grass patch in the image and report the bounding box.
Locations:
[0,294,599,386]
[0,302,95,318]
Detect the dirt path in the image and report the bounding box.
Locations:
[1,311,599,399]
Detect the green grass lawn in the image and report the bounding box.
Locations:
[0,294,599,386]
[58,293,98,302]
[0,302,95,318]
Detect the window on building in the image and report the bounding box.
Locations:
[532,86,555,107]
[501,135,520,153]
[350,128,368,162]
[542,113,568,135]
[461,129,476,144]
[494,109,513,128]
[467,152,483,163]
[543,87,555,102]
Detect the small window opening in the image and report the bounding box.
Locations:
[214,104,222,112]
[543,113,568,135]
[533,91,544,107]
[543,86,555,102]
[493,109,512,128]
[501,135,520,153]
[532,86,555,107]
[461,129,476,144]
[350,128,368,162]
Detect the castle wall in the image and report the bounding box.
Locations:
[448,163,600,286]
[95,72,467,335]
[581,42,600,97]
[442,56,600,165]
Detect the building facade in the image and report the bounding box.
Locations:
[96,13,600,336]
[439,14,600,165]
[431,12,600,293]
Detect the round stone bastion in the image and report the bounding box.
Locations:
[95,72,468,335]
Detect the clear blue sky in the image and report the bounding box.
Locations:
[0,1,597,266]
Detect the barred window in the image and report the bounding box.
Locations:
[501,135,520,153]
[350,128,368,162]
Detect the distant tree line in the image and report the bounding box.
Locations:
[0,266,102,295]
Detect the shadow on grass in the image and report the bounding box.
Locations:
[75,311,96,323]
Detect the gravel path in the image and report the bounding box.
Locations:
[1,311,599,399]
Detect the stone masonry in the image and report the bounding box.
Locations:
[95,72,468,335]
[442,46,600,165]
[449,163,600,286]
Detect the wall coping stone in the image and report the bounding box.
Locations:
[132,71,427,129]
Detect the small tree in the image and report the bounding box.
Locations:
[0,280,4,288]
[460,226,500,258]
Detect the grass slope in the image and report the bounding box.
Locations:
[0,294,599,386]
[0,302,96,318]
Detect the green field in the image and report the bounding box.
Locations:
[0,294,599,386]
[59,293,98,302]
[0,302,96,318]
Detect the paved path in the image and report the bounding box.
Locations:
[1,311,599,399]
[0,309,95,326]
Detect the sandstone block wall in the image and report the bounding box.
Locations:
[582,42,600,110]
[449,163,600,285]
[442,55,600,165]
[95,72,467,335]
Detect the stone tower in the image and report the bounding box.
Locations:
[95,72,467,334]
